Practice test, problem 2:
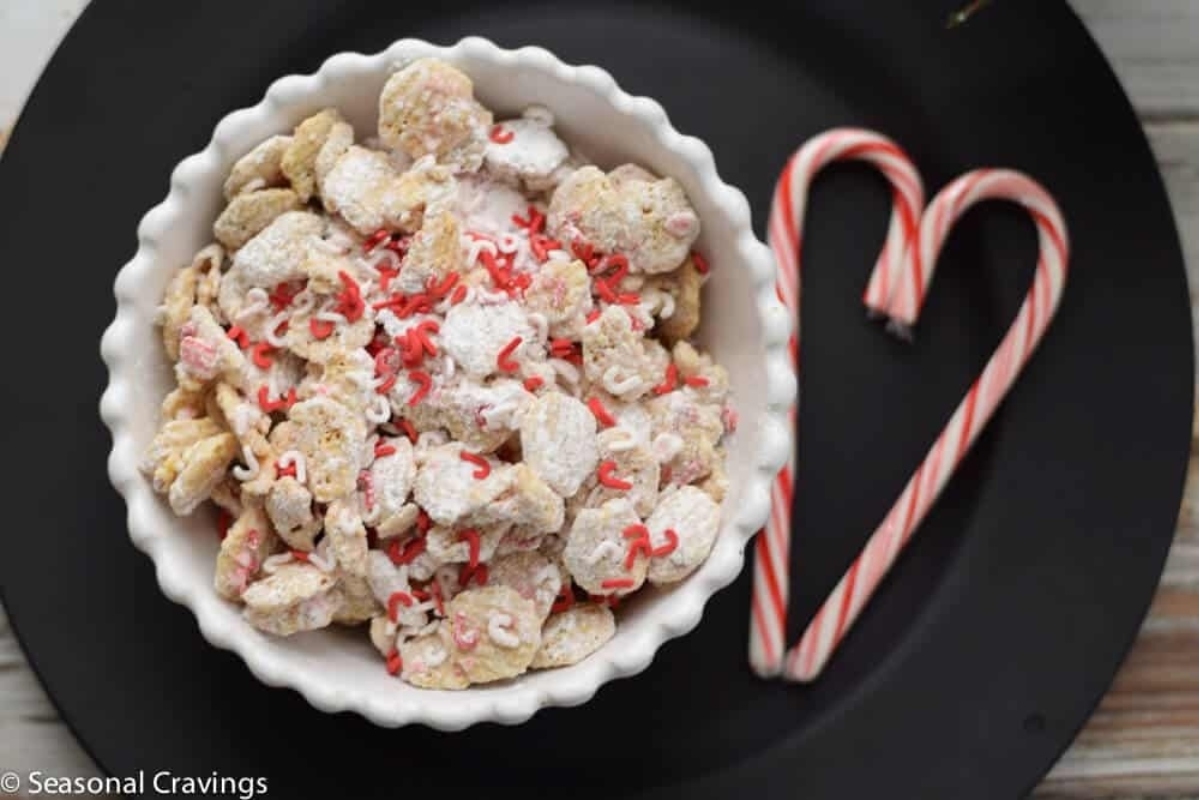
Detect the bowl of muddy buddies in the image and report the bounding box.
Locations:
[100,36,793,729]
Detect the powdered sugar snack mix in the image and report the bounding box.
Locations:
[143,58,734,689]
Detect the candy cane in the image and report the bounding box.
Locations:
[750,129,925,677]
[784,169,1069,682]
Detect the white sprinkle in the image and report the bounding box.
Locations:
[606,427,639,452]
[550,359,580,386]
[315,310,348,325]
[264,312,290,347]
[487,612,521,648]
[232,444,260,481]
[291,290,316,316]
[497,233,520,254]
[603,366,643,396]
[261,552,294,574]
[234,287,271,324]
[527,312,549,341]
[365,393,392,424]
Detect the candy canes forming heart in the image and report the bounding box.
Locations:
[750,129,1070,681]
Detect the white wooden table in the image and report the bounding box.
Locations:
[0,2,1195,796]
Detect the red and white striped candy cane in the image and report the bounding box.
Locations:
[750,129,924,677]
[784,169,1069,682]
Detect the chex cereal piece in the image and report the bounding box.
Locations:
[487,551,562,619]
[213,188,303,251]
[440,586,541,684]
[224,134,293,199]
[242,563,341,636]
[645,485,720,585]
[281,109,346,202]
[436,377,533,454]
[413,443,514,526]
[524,257,593,339]
[581,306,669,401]
[175,306,247,391]
[483,108,570,191]
[314,121,354,196]
[440,299,539,380]
[562,498,646,596]
[281,397,368,503]
[425,522,507,566]
[547,164,699,274]
[143,420,239,516]
[530,603,615,669]
[141,417,224,493]
[366,435,416,531]
[650,253,703,343]
[321,146,450,235]
[395,209,464,294]
[369,615,398,657]
[579,427,660,516]
[481,463,565,534]
[378,58,492,172]
[647,390,724,487]
[332,572,381,624]
[671,340,730,403]
[214,503,281,600]
[265,476,320,551]
[217,210,323,321]
[324,499,370,578]
[400,631,469,690]
[519,391,598,497]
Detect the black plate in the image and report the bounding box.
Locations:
[0,0,1191,797]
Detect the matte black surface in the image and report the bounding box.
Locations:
[0,1,1192,798]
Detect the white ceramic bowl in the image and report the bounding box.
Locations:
[99,36,794,730]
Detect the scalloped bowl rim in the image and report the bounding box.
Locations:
[99,36,795,730]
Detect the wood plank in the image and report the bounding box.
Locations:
[1070,0,1199,119]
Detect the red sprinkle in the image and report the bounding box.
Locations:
[364,229,391,252]
[600,577,636,591]
[597,460,633,490]
[377,266,400,294]
[385,649,403,676]
[623,524,653,570]
[385,235,411,256]
[387,591,415,621]
[426,272,460,299]
[529,232,562,262]
[594,277,618,304]
[375,442,397,459]
[586,308,602,324]
[489,124,514,144]
[548,337,575,357]
[414,320,440,356]
[616,291,641,305]
[375,373,397,395]
[226,325,250,349]
[250,342,274,369]
[416,510,431,533]
[387,535,426,566]
[460,451,491,479]
[276,461,297,479]
[407,371,432,405]
[550,584,576,614]
[268,281,301,311]
[512,205,546,232]
[651,529,679,558]
[571,240,600,270]
[257,386,297,413]
[458,562,489,588]
[309,318,336,340]
[400,418,419,443]
[459,529,482,569]
[653,363,679,395]
[291,549,310,563]
[398,329,424,366]
[587,397,616,428]
[334,271,365,322]
[496,336,523,372]
[522,375,545,392]
[691,250,710,274]
[684,375,710,388]
[450,284,469,305]
[216,510,233,541]
[479,250,512,289]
